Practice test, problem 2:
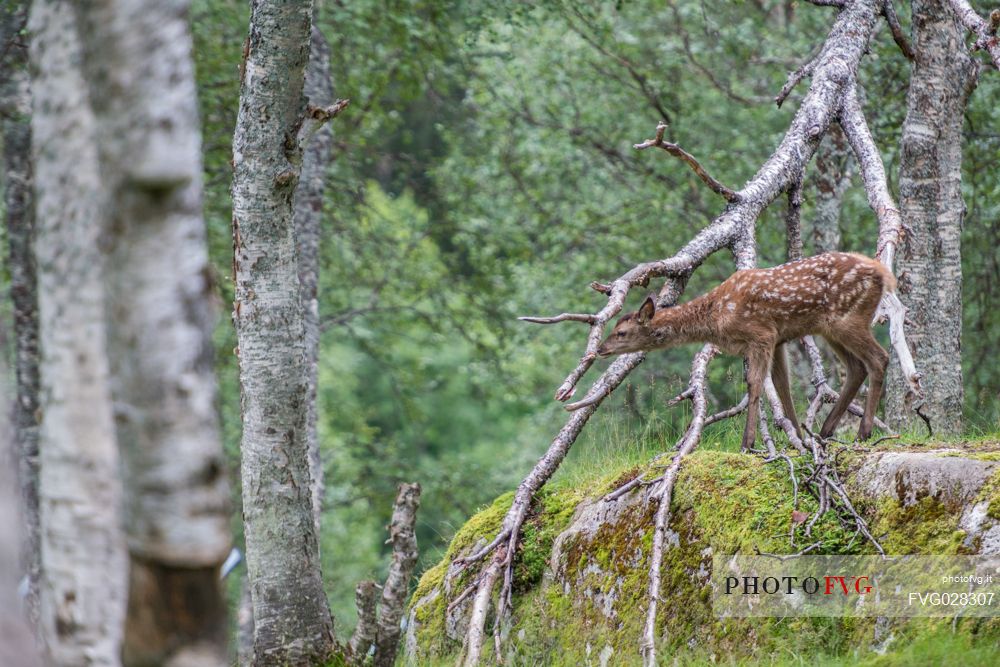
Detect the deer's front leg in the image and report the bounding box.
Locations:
[741,344,774,452]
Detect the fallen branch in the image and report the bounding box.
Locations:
[775,53,819,108]
[839,84,923,401]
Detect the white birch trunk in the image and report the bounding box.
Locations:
[885,0,977,434]
[232,1,336,663]
[28,2,127,664]
[68,1,233,663]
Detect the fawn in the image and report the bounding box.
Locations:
[597,252,895,450]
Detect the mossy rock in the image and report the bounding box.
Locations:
[405,446,1000,665]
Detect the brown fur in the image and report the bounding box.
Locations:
[598,252,893,448]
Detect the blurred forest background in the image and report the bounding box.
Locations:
[5,0,1000,637]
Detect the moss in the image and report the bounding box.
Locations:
[976,467,1000,521]
[408,443,997,665]
[868,495,967,555]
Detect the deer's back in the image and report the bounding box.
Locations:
[708,252,889,344]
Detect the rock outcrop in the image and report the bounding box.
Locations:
[404,443,1000,665]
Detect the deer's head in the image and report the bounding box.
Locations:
[597,295,658,357]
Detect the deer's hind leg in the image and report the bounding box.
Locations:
[836,326,889,440]
[819,339,867,439]
[771,343,802,441]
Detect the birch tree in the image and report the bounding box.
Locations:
[232,1,337,662]
[28,1,127,663]
[66,1,233,663]
[885,0,978,434]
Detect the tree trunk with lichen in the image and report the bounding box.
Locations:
[232,1,336,664]
[885,0,976,435]
[28,1,127,663]
[68,1,234,663]
[1,1,41,632]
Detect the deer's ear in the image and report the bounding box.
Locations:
[637,295,656,323]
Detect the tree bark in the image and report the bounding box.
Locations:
[296,22,335,541]
[886,0,977,434]
[28,2,127,663]
[232,1,337,664]
[0,345,43,667]
[67,1,233,663]
[1,1,41,632]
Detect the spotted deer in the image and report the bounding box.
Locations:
[597,252,895,449]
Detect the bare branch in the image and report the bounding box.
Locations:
[298,98,350,150]
[802,0,846,7]
[839,85,923,400]
[518,313,597,325]
[634,121,740,201]
[945,0,1000,69]
[785,175,804,260]
[775,54,819,108]
[459,547,505,667]
[457,2,890,662]
[882,0,915,61]
[704,394,748,426]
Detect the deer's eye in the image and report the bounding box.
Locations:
[616,331,625,338]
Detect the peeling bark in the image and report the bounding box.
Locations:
[231,1,337,663]
[68,1,233,663]
[28,1,127,663]
[886,0,977,434]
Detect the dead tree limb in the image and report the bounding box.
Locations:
[633,121,740,202]
[838,85,923,402]
[348,580,378,662]
[946,0,1000,69]
[453,2,902,663]
[373,483,421,667]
